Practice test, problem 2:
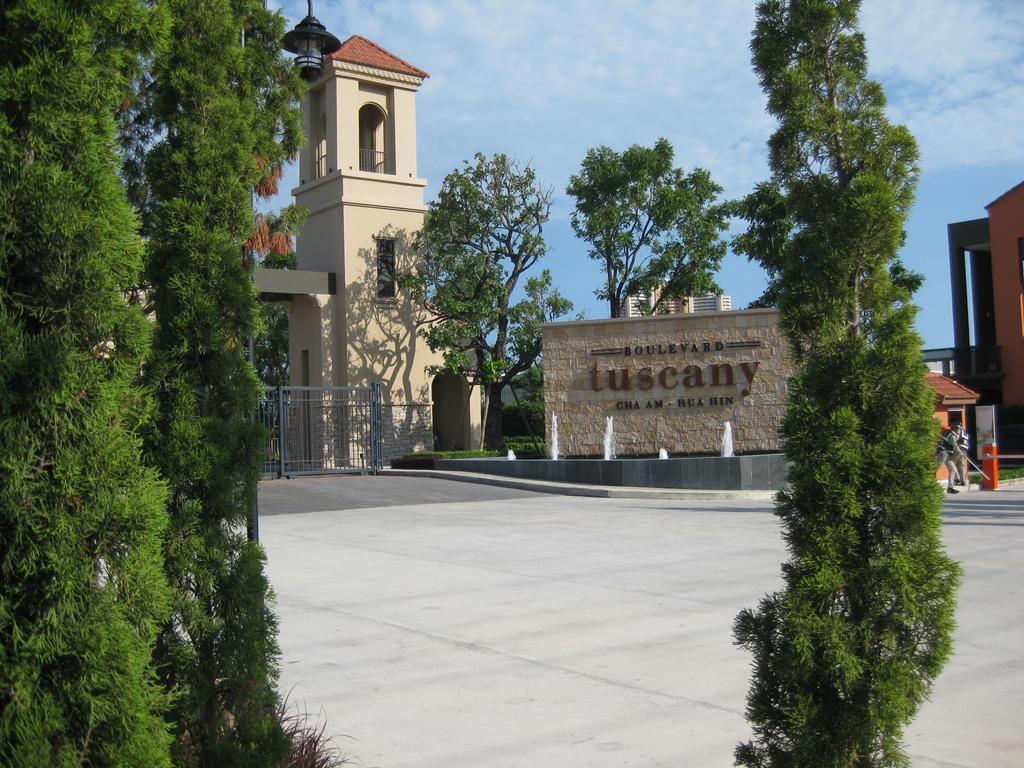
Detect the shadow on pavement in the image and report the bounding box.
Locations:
[258,474,546,516]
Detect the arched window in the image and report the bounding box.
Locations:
[358,104,387,173]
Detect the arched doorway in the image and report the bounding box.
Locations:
[432,373,473,451]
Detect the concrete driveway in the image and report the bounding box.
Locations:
[259,475,1024,768]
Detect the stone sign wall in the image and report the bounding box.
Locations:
[542,308,791,456]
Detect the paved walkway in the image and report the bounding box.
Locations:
[259,475,1023,768]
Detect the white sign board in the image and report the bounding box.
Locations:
[975,405,997,457]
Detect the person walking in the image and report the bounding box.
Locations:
[952,422,970,486]
[937,427,960,494]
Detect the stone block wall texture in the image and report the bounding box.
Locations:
[381,403,432,464]
[542,309,792,456]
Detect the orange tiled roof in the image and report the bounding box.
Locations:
[927,372,981,405]
[327,35,429,79]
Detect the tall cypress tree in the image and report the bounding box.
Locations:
[733,2,961,766]
[143,1,303,764]
[0,2,173,765]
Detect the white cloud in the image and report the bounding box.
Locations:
[861,0,1024,169]
[277,0,1024,195]
[270,0,1024,340]
[282,0,770,198]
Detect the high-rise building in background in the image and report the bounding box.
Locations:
[689,294,732,313]
[622,287,731,317]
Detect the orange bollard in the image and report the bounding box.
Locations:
[981,444,999,490]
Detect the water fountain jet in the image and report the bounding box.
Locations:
[721,421,734,458]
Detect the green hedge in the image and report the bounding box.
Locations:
[403,450,501,459]
[390,444,553,467]
[391,450,500,469]
[503,437,547,457]
[971,467,1024,482]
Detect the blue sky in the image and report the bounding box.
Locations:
[269,0,1024,349]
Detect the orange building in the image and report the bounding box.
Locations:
[928,373,980,430]
[947,180,1024,405]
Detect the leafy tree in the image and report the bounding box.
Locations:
[518,364,545,404]
[733,2,961,766]
[142,1,303,764]
[402,153,573,449]
[567,138,729,318]
[0,1,173,764]
[485,365,546,415]
[254,249,296,389]
[731,182,792,308]
[248,207,307,389]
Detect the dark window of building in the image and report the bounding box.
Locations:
[377,238,396,298]
[1019,237,1024,286]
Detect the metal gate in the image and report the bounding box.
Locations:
[259,384,383,477]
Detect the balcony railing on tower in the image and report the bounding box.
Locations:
[923,345,1002,380]
[956,345,1002,379]
[314,140,328,179]
[359,149,387,173]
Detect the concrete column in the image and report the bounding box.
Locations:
[325,77,340,176]
[392,87,418,180]
[336,78,359,173]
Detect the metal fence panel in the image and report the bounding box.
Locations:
[258,394,281,477]
[260,385,382,477]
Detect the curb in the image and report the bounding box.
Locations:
[381,468,778,501]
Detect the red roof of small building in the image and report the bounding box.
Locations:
[326,35,429,79]
[927,372,981,406]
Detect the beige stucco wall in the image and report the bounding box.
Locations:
[287,57,481,451]
[543,309,791,456]
[340,203,430,404]
[286,295,331,386]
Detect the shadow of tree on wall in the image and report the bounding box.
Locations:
[345,225,435,457]
[345,225,424,401]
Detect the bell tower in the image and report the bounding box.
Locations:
[286,35,480,451]
[295,35,428,237]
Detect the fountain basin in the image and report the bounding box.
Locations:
[431,454,788,491]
